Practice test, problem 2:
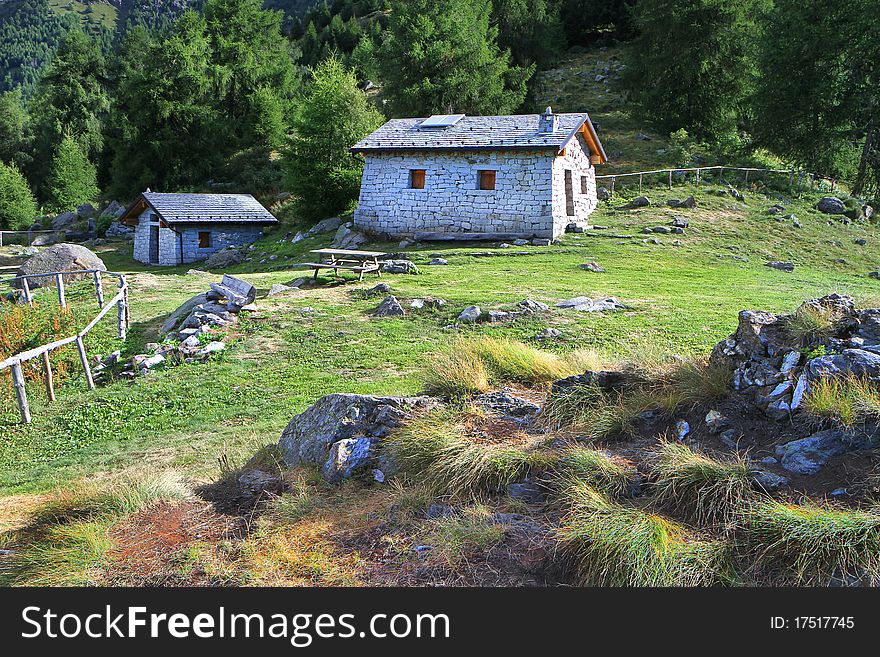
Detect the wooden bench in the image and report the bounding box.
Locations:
[209,274,256,309]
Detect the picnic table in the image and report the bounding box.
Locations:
[303,248,388,281]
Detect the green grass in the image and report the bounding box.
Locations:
[553,445,637,498]
[554,480,733,586]
[803,375,880,426]
[742,500,880,585]
[652,442,754,526]
[423,504,506,567]
[0,471,191,585]
[387,406,556,498]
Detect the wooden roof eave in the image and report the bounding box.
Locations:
[557,114,608,165]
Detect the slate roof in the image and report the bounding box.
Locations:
[351,113,604,158]
[124,192,278,225]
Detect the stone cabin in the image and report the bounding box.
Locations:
[120,191,277,266]
[351,107,607,240]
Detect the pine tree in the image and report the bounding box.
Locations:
[492,0,565,68]
[283,56,383,220]
[378,0,533,117]
[45,134,99,213]
[622,0,770,142]
[0,161,37,230]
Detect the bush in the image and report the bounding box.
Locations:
[0,161,37,230]
[554,481,733,586]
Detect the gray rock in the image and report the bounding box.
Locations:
[197,341,225,356]
[507,481,545,504]
[535,328,562,340]
[14,243,106,289]
[105,221,135,239]
[752,469,789,491]
[676,419,690,440]
[457,305,482,323]
[807,349,880,381]
[704,410,728,434]
[374,296,406,317]
[531,238,552,246]
[556,297,626,312]
[76,203,97,218]
[428,258,448,265]
[409,297,446,310]
[512,238,530,246]
[670,216,689,228]
[268,284,295,297]
[381,259,419,274]
[518,299,549,313]
[365,282,392,297]
[597,186,611,201]
[160,293,209,335]
[277,393,436,482]
[51,211,77,231]
[238,470,282,498]
[204,248,245,269]
[620,196,650,210]
[332,222,369,249]
[635,132,652,141]
[765,261,795,272]
[775,429,857,475]
[651,226,672,234]
[476,391,541,421]
[855,238,867,246]
[816,197,847,215]
[307,217,344,236]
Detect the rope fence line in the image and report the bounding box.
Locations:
[595,165,836,198]
[0,269,130,424]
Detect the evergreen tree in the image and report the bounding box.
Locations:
[378,0,533,117]
[45,134,99,212]
[622,0,770,142]
[754,0,879,191]
[560,0,636,46]
[0,89,32,171]
[283,56,383,220]
[0,161,37,230]
[29,29,109,194]
[108,12,220,197]
[492,0,565,68]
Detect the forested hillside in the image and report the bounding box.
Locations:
[0,0,876,233]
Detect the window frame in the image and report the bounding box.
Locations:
[477,169,497,191]
[409,169,426,189]
[198,231,212,249]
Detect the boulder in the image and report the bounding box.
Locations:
[51,212,77,231]
[105,221,134,239]
[14,243,106,289]
[619,196,650,210]
[160,293,209,335]
[332,222,369,249]
[277,393,437,482]
[775,429,869,475]
[268,283,295,297]
[580,261,606,272]
[765,261,795,272]
[475,391,541,422]
[381,259,419,274]
[428,257,448,266]
[365,282,392,297]
[535,328,562,340]
[307,217,344,236]
[374,296,406,317]
[204,248,245,269]
[517,299,549,313]
[457,305,482,323]
[816,197,847,215]
[597,187,611,201]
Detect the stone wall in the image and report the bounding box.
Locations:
[133,209,264,265]
[353,138,598,240]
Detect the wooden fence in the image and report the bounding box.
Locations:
[0,269,130,424]
[595,165,835,198]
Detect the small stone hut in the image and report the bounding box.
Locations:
[351,107,607,240]
[121,191,277,266]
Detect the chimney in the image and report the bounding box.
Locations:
[538,106,558,134]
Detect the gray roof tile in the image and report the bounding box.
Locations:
[142,192,278,225]
[351,113,595,153]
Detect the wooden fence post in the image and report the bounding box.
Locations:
[696,168,701,186]
[94,272,104,308]
[11,362,30,424]
[22,277,32,305]
[41,351,55,402]
[639,173,643,193]
[75,336,95,390]
[55,273,66,308]
[610,176,616,198]
[668,170,673,189]
[117,295,127,340]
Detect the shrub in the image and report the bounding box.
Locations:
[803,375,880,426]
[652,442,754,525]
[742,500,880,585]
[554,446,638,498]
[386,407,556,497]
[554,481,733,586]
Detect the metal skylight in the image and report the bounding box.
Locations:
[419,114,465,129]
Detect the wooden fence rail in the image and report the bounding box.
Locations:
[0,269,130,425]
[595,165,835,198]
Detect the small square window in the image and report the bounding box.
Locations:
[478,170,496,190]
[198,231,211,248]
[410,169,426,189]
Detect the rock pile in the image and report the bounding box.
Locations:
[709,294,880,421]
[160,274,256,338]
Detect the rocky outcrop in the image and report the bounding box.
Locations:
[14,243,106,289]
[204,247,246,270]
[710,294,880,419]
[278,394,437,483]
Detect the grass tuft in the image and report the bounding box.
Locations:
[803,375,880,427]
[786,304,836,345]
[554,445,638,498]
[423,504,506,567]
[386,407,556,497]
[652,442,754,526]
[743,499,880,585]
[421,348,490,398]
[554,480,732,586]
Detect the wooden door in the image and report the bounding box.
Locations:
[149,225,159,263]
